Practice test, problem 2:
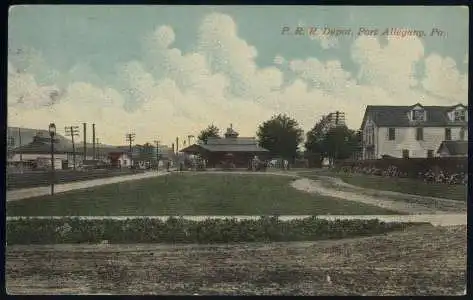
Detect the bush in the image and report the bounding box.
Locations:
[336,157,467,178]
[6,216,428,245]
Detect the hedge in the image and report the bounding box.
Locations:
[6,216,428,244]
[335,157,467,177]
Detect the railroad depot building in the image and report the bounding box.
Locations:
[10,132,96,170]
[180,125,269,168]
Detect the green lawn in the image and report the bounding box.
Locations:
[304,171,467,202]
[6,173,401,216]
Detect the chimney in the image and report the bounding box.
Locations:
[92,123,96,160]
[83,123,87,160]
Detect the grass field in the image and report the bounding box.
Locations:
[304,171,467,202]
[6,173,400,216]
[6,225,466,295]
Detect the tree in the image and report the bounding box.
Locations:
[256,114,304,161]
[304,114,332,166]
[323,125,358,164]
[197,124,221,144]
[305,115,360,166]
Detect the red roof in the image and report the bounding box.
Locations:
[108,152,128,160]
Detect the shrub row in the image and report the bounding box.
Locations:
[336,157,467,177]
[6,216,428,245]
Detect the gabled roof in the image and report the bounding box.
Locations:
[437,140,468,156]
[181,142,269,153]
[108,152,130,160]
[13,139,71,154]
[360,104,468,129]
[206,137,258,145]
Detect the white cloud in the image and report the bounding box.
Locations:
[8,14,468,146]
[421,54,468,102]
[309,34,339,49]
[289,58,356,92]
[351,34,424,93]
[273,55,285,65]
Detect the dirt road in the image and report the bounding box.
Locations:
[291,177,465,215]
[6,225,466,295]
[6,171,170,201]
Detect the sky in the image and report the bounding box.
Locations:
[8,5,469,146]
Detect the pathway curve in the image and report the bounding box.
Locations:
[291,177,465,215]
[7,171,170,201]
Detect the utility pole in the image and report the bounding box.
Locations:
[96,138,100,160]
[125,133,136,167]
[18,128,22,163]
[154,139,160,170]
[187,135,194,146]
[83,123,87,161]
[176,137,179,154]
[65,126,80,170]
[92,123,96,160]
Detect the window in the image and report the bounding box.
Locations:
[416,127,424,141]
[445,128,452,141]
[427,150,434,158]
[454,109,466,121]
[460,128,466,140]
[412,109,425,121]
[402,149,409,158]
[388,128,396,140]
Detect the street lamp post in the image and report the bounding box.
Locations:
[49,123,56,196]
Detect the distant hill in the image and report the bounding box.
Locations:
[7,126,174,158]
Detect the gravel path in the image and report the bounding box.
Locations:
[290,177,460,215]
[6,171,170,201]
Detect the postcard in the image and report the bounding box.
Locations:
[6,5,467,296]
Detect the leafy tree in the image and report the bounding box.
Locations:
[305,115,361,166]
[256,114,304,161]
[323,125,358,164]
[197,124,221,144]
[305,114,331,154]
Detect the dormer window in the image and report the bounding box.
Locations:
[454,109,466,121]
[412,109,425,121]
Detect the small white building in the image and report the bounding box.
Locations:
[361,103,468,159]
[108,152,132,168]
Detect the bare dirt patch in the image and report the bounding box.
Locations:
[6,225,466,295]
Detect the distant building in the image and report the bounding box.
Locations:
[108,152,132,168]
[10,132,94,170]
[437,140,468,157]
[360,103,468,159]
[180,124,269,168]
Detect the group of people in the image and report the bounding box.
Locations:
[248,157,290,172]
[339,164,467,185]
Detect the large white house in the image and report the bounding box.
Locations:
[361,103,468,159]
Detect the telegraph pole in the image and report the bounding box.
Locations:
[83,123,87,161]
[176,137,179,154]
[92,123,96,160]
[65,125,80,170]
[18,128,22,162]
[96,138,100,160]
[125,133,136,166]
[154,139,160,170]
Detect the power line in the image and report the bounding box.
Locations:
[125,133,136,165]
[65,126,80,170]
[154,139,160,168]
